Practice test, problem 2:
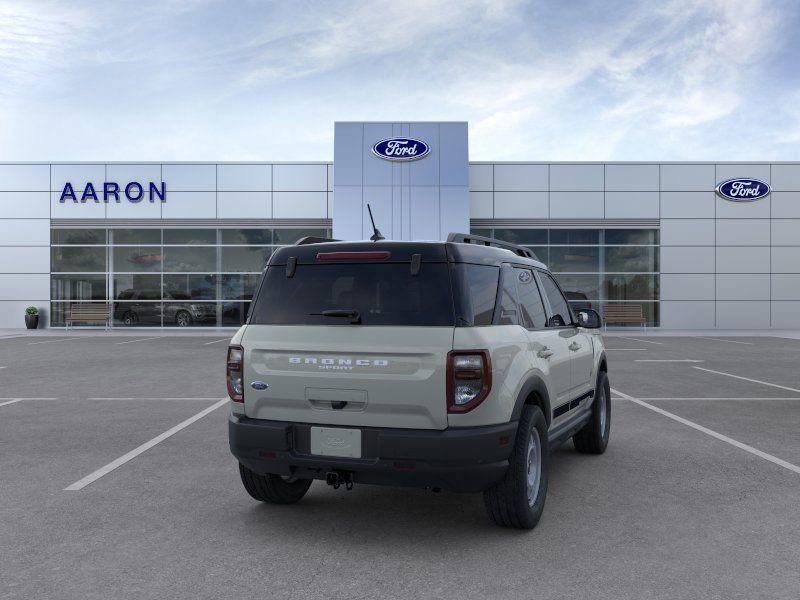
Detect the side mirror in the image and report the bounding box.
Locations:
[576,309,602,329]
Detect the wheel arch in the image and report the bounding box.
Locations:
[511,375,552,427]
[598,350,608,375]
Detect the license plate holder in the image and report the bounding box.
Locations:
[310,426,362,458]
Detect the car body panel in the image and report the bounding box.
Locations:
[240,325,453,429]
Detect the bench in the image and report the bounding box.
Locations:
[65,303,111,329]
[603,304,647,331]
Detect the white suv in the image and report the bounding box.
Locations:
[228,233,610,529]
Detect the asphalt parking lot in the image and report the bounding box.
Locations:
[1,332,799,600]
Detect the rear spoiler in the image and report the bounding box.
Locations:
[295,236,340,245]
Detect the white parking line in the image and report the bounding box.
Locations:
[64,398,228,491]
[86,397,223,401]
[612,387,800,475]
[606,348,648,351]
[203,338,231,345]
[115,337,161,345]
[28,337,91,345]
[0,366,7,369]
[635,359,704,363]
[695,337,753,345]
[619,397,800,401]
[693,367,800,394]
[618,336,663,345]
[0,399,23,408]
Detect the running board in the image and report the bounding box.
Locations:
[548,411,592,450]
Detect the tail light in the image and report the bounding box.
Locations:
[227,345,244,402]
[447,350,491,413]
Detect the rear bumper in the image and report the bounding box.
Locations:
[229,413,517,493]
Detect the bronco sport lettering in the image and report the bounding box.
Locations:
[288,357,389,367]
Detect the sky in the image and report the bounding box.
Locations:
[0,0,798,162]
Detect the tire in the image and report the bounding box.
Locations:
[573,371,611,454]
[238,463,312,504]
[483,404,549,529]
[175,311,193,327]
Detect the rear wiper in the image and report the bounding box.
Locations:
[310,309,362,324]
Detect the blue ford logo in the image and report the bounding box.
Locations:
[716,178,771,202]
[372,137,430,162]
[250,381,269,390]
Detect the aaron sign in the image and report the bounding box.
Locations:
[60,181,167,203]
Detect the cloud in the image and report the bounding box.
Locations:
[464,0,789,159]
[0,0,796,160]
[239,0,521,86]
[0,1,94,97]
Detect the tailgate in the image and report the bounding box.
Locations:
[241,325,453,429]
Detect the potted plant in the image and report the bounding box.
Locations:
[25,306,39,330]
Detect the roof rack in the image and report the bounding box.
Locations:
[447,233,539,260]
[295,236,341,245]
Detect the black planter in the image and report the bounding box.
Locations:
[25,314,39,330]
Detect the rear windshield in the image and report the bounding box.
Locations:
[249,263,455,326]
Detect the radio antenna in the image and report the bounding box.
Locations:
[367,203,385,241]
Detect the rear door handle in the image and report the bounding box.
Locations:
[569,342,581,351]
[537,347,554,359]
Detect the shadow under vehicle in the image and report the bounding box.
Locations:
[114,289,217,327]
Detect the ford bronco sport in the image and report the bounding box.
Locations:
[228,233,609,529]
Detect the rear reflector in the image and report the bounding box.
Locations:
[393,461,416,471]
[316,251,391,261]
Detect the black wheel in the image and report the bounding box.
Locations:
[573,371,611,454]
[122,311,138,326]
[238,463,312,504]
[175,311,193,327]
[483,404,549,529]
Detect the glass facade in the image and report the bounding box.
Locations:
[472,228,660,326]
[50,227,329,327]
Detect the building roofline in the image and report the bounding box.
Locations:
[2,160,799,165]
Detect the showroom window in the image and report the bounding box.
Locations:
[50,227,330,327]
[472,228,660,326]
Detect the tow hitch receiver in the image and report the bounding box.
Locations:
[325,470,354,490]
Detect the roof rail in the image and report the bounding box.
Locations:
[295,236,341,245]
[447,233,538,260]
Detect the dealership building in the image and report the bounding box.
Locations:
[1,121,799,330]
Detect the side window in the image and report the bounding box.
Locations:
[495,266,519,326]
[463,264,499,326]
[514,268,547,329]
[539,272,572,327]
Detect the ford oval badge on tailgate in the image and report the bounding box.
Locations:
[250,381,269,390]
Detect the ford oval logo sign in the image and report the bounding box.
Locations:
[716,178,771,202]
[372,137,430,162]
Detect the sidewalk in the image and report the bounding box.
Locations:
[602,329,800,340]
[0,328,238,338]
[4,327,800,340]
